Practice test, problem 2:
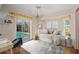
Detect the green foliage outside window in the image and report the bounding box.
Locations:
[65,28,71,38]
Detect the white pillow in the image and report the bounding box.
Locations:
[38,34,52,44]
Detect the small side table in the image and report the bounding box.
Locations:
[65,38,72,48]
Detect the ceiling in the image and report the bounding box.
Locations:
[1,4,77,17]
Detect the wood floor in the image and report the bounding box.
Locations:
[0,48,30,54]
[0,47,79,54]
[64,47,79,54]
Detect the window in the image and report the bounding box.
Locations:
[47,20,58,29]
[52,20,58,29]
[16,20,31,39]
[64,20,71,38]
[17,20,30,33]
[47,21,52,28]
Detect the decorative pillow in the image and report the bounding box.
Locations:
[53,30,61,35]
[48,28,54,34]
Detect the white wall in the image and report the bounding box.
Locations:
[0,11,16,41]
[75,7,79,49]
[70,5,79,50]
[0,11,8,37]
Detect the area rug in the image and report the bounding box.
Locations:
[21,40,64,54]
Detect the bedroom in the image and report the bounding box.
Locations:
[0,4,79,54]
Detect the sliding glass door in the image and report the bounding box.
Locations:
[16,19,31,39]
